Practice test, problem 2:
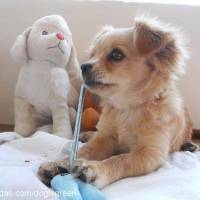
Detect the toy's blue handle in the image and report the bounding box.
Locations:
[51,174,107,200]
[77,179,107,200]
[51,174,83,200]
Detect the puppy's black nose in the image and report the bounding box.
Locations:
[81,63,93,76]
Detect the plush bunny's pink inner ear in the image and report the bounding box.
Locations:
[11,26,32,64]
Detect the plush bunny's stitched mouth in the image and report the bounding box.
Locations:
[47,41,64,55]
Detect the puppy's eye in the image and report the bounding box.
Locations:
[108,48,125,62]
[42,31,48,35]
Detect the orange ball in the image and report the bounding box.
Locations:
[84,90,101,112]
[81,108,100,131]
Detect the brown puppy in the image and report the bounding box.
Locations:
[38,16,194,188]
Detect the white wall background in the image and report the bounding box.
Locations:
[0,0,199,128]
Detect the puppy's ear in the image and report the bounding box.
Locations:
[11,27,32,64]
[94,25,114,41]
[134,21,167,55]
[88,25,114,55]
[134,17,188,76]
[66,43,82,91]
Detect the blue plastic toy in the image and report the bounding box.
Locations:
[51,175,81,200]
[51,174,107,200]
[51,85,107,200]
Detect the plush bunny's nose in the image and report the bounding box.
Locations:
[56,32,64,40]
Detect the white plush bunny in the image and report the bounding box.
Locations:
[11,15,82,138]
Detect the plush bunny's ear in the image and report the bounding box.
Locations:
[66,44,82,91]
[11,26,32,64]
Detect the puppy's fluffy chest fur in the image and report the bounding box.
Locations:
[98,97,185,154]
[15,60,70,116]
[98,103,148,152]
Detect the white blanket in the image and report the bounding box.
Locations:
[0,131,200,200]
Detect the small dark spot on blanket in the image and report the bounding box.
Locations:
[25,160,30,163]
[0,140,6,145]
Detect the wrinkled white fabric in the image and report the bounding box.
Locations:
[0,131,200,200]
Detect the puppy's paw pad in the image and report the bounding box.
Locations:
[181,141,199,152]
[38,162,61,186]
[71,159,97,183]
[38,163,54,176]
[80,167,97,183]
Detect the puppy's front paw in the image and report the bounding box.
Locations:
[181,141,199,152]
[71,159,108,189]
[38,160,69,186]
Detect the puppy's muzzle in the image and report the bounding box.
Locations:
[81,63,93,77]
[81,63,99,87]
[81,63,93,84]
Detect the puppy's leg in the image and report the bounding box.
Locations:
[52,104,72,139]
[77,133,118,161]
[38,133,117,185]
[14,97,38,136]
[73,146,167,188]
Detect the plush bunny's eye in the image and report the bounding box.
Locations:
[42,31,48,35]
